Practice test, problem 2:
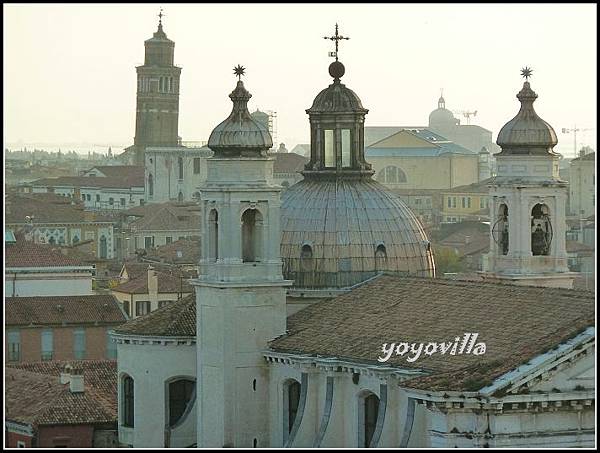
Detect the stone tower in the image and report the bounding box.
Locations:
[193,68,291,447]
[483,71,575,288]
[132,15,181,165]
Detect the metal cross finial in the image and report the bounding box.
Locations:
[158,8,164,26]
[233,64,246,81]
[323,23,349,61]
[521,66,533,81]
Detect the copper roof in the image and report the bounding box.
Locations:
[6,295,127,327]
[268,274,594,391]
[6,360,117,427]
[113,294,195,337]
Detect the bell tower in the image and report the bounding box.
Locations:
[132,10,181,165]
[193,66,292,447]
[483,68,575,288]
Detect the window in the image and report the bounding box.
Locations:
[86,194,91,201]
[531,203,552,256]
[41,329,53,361]
[300,244,314,271]
[178,236,185,241]
[106,329,117,359]
[82,193,86,201]
[286,380,301,435]
[168,379,195,427]
[109,197,114,206]
[99,235,108,259]
[452,197,457,208]
[241,209,263,262]
[447,197,452,208]
[96,194,100,202]
[120,198,126,207]
[341,129,351,167]
[144,236,154,249]
[324,129,335,167]
[375,244,387,271]
[363,393,380,448]
[158,300,174,309]
[193,158,201,174]
[73,329,86,360]
[377,166,407,184]
[136,301,150,316]
[148,173,154,196]
[166,236,173,245]
[178,192,184,203]
[178,157,184,180]
[122,375,134,427]
[8,331,20,362]
[123,300,131,317]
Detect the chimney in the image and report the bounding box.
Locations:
[69,368,84,393]
[148,266,158,295]
[60,364,73,384]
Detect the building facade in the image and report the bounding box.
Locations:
[568,150,595,217]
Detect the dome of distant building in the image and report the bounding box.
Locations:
[428,95,459,130]
[280,59,435,290]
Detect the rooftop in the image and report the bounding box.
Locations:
[144,238,201,265]
[271,152,309,174]
[113,293,195,337]
[6,295,127,327]
[268,274,594,392]
[128,203,200,232]
[5,236,90,268]
[112,269,193,295]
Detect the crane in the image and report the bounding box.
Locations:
[452,110,478,125]
[561,126,594,157]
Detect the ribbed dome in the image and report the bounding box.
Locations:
[307,80,368,114]
[208,80,273,156]
[280,179,435,289]
[496,81,558,155]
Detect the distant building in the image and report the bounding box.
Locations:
[271,151,308,189]
[5,360,118,447]
[5,193,116,259]
[568,149,595,217]
[440,178,492,224]
[5,235,95,297]
[5,295,126,362]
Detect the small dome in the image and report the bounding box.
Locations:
[429,107,457,128]
[496,81,558,154]
[281,178,435,289]
[208,80,273,155]
[307,81,367,114]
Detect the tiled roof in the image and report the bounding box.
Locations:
[112,269,193,294]
[113,294,196,337]
[268,274,594,392]
[570,151,595,162]
[145,238,201,264]
[6,295,127,327]
[29,174,143,189]
[444,178,494,194]
[272,152,308,174]
[129,203,200,232]
[5,193,87,224]
[85,165,144,179]
[566,240,595,254]
[5,237,89,268]
[6,360,117,427]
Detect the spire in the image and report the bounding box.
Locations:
[153,8,167,38]
[496,68,558,155]
[324,24,349,82]
[438,88,445,109]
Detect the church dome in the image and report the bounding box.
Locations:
[428,94,459,129]
[496,80,558,155]
[280,178,435,289]
[307,62,368,114]
[208,76,273,156]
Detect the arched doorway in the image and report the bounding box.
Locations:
[531,203,552,256]
[241,208,263,262]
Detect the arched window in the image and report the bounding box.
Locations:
[178,191,184,203]
[48,236,56,245]
[492,204,509,255]
[375,244,387,271]
[148,173,154,197]
[360,392,380,448]
[99,235,108,259]
[178,157,184,180]
[377,166,407,184]
[209,209,219,261]
[72,235,80,245]
[531,203,552,256]
[283,379,301,440]
[167,378,195,427]
[300,244,314,271]
[241,209,263,262]
[122,375,134,427]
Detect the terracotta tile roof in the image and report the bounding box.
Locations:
[113,294,196,337]
[86,165,144,179]
[5,193,87,224]
[144,238,201,264]
[129,203,200,232]
[6,295,127,327]
[5,237,89,268]
[6,360,117,427]
[566,240,595,254]
[112,269,193,295]
[29,174,143,189]
[272,152,308,174]
[268,274,594,392]
[444,178,494,194]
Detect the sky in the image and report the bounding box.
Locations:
[3,3,597,157]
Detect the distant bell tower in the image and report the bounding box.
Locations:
[132,10,181,165]
[483,68,575,289]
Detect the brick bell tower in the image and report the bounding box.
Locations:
[132,10,181,165]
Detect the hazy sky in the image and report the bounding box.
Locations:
[3,3,597,156]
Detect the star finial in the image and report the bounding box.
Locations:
[233,64,246,81]
[324,23,350,61]
[521,66,533,81]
